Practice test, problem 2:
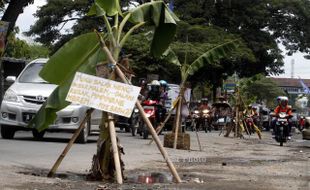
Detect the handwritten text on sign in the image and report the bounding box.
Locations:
[66,72,141,118]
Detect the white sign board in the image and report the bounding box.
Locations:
[66,72,141,118]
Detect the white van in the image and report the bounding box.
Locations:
[0,58,100,143]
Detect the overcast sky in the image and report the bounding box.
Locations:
[15,0,310,79]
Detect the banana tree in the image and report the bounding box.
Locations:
[29,0,179,182]
[160,40,239,148]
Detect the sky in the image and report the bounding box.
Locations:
[15,0,310,79]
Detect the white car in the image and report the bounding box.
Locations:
[0,58,100,143]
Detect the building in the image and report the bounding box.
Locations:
[271,77,310,115]
[270,77,310,95]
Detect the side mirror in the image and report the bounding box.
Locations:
[6,76,16,83]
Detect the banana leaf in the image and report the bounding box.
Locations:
[28,33,106,131]
[183,39,239,81]
[128,1,179,57]
[88,0,121,17]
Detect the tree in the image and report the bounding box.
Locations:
[4,28,49,59]
[1,0,34,37]
[30,0,179,182]
[239,74,285,108]
[173,0,310,75]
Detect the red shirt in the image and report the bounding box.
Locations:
[274,105,292,116]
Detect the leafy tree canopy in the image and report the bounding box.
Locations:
[4,28,49,59]
[26,0,310,82]
[239,74,285,108]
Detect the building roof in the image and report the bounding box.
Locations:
[270,77,310,87]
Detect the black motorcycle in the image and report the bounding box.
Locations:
[275,112,291,146]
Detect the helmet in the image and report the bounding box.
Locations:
[277,96,288,107]
[159,80,168,87]
[150,80,160,86]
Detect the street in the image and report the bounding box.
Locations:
[0,129,309,190]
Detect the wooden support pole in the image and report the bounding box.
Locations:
[234,106,239,137]
[107,114,123,184]
[173,96,182,149]
[114,66,182,183]
[194,123,202,151]
[95,34,181,183]
[47,108,94,178]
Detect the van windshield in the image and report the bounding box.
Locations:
[18,62,48,83]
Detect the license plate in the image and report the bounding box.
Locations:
[218,118,225,122]
[278,118,286,122]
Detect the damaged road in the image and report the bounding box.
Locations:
[0,130,309,190]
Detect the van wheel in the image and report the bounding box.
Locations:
[1,125,15,139]
[76,118,90,144]
[32,130,45,140]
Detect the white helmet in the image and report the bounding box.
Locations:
[150,80,160,86]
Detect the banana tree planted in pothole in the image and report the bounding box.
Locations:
[158,39,240,149]
[29,0,179,182]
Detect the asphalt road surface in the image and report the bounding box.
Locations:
[0,129,309,190]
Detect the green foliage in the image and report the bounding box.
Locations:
[173,0,310,75]
[30,0,178,131]
[4,30,49,59]
[239,74,285,108]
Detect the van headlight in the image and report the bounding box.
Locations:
[3,89,20,102]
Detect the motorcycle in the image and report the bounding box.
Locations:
[298,116,305,132]
[201,109,212,132]
[189,109,200,131]
[275,112,291,146]
[138,100,160,139]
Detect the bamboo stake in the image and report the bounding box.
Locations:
[47,108,94,178]
[96,31,181,183]
[173,96,182,149]
[115,66,181,183]
[193,121,202,151]
[234,106,239,137]
[107,114,123,184]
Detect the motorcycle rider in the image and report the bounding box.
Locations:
[272,96,293,139]
[197,98,211,129]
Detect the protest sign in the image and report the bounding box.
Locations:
[66,72,141,117]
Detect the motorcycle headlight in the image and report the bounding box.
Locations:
[194,110,199,114]
[202,110,209,114]
[3,89,20,103]
[134,108,139,113]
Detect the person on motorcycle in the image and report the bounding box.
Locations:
[272,96,293,139]
[244,105,259,126]
[197,98,211,130]
[147,80,161,101]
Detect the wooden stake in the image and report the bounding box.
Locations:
[173,96,182,149]
[95,35,181,183]
[107,114,123,184]
[194,122,202,151]
[114,66,182,183]
[47,108,94,178]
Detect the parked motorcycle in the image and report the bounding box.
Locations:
[275,112,291,146]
